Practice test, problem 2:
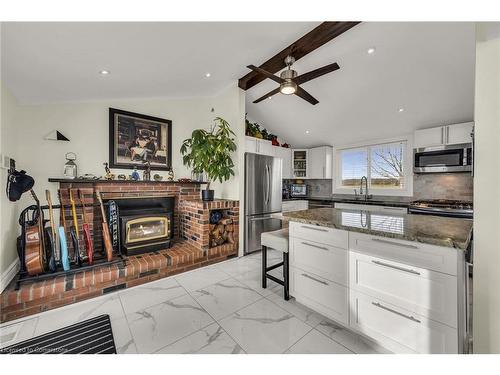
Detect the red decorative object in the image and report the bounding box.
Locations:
[271,137,280,146]
[282,143,290,148]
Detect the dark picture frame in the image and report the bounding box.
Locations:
[109,108,172,170]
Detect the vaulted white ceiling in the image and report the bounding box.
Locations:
[1,22,476,148]
[1,22,316,104]
[246,22,476,147]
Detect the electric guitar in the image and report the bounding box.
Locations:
[45,190,57,272]
[96,190,113,262]
[78,189,94,264]
[25,189,46,275]
[69,189,82,266]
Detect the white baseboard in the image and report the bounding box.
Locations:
[1,259,19,293]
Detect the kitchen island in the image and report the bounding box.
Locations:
[281,207,472,354]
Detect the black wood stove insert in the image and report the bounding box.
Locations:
[111,196,174,256]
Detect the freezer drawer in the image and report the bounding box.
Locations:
[244,214,282,254]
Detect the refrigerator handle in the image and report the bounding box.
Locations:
[265,164,270,205]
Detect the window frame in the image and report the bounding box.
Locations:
[333,136,413,197]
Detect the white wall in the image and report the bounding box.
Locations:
[0,83,21,284]
[473,23,500,353]
[0,82,246,281]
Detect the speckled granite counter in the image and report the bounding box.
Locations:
[282,208,473,250]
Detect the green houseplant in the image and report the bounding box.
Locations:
[180,117,237,201]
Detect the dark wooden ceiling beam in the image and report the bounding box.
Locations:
[238,21,360,90]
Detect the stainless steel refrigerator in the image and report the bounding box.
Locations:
[244,153,282,255]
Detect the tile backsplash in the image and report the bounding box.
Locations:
[285,173,473,201]
[413,173,473,201]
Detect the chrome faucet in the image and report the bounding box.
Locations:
[359,176,372,201]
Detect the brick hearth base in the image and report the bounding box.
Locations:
[0,240,237,323]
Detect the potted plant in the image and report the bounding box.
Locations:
[180,117,237,201]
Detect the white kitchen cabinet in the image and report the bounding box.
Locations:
[308,146,333,179]
[292,149,308,178]
[414,122,474,148]
[446,122,474,145]
[334,202,408,214]
[414,126,445,148]
[348,231,458,276]
[289,221,348,249]
[274,146,292,179]
[245,136,274,156]
[291,267,349,325]
[350,291,457,354]
[349,251,457,327]
[282,200,309,213]
[291,237,348,286]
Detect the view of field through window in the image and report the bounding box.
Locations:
[340,141,406,189]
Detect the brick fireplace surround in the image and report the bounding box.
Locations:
[0,180,239,323]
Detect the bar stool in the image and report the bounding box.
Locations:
[261,228,289,300]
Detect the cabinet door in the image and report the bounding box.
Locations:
[291,267,349,325]
[245,136,258,153]
[349,291,458,354]
[257,139,274,156]
[446,122,473,145]
[292,149,308,178]
[308,147,325,179]
[414,127,445,148]
[275,147,292,179]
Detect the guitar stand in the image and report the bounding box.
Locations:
[15,201,126,290]
[14,255,127,290]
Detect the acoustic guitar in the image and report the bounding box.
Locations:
[58,190,70,271]
[25,189,46,275]
[78,189,94,264]
[96,190,113,262]
[69,189,82,266]
[45,190,57,272]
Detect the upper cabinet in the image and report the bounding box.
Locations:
[446,122,474,145]
[292,149,308,178]
[414,122,474,149]
[274,147,292,179]
[308,146,333,179]
[245,136,274,156]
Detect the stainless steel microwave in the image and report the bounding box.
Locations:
[413,143,472,173]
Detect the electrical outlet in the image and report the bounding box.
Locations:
[1,154,13,170]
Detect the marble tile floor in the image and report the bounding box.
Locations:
[0,249,390,354]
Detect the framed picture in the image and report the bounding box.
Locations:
[109,108,172,170]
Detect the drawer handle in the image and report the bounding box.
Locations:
[301,225,328,232]
[301,242,329,251]
[371,238,418,249]
[301,273,329,286]
[371,260,421,275]
[371,302,421,323]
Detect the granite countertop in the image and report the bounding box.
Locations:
[283,196,412,208]
[282,207,473,250]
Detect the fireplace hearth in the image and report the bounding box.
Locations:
[112,196,175,255]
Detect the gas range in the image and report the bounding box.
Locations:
[409,199,473,219]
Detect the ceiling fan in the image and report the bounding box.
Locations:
[246,55,340,105]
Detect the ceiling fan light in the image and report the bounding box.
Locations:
[280,81,297,95]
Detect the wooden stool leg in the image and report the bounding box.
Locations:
[283,252,289,300]
[262,245,267,288]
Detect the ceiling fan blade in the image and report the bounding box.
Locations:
[247,65,285,84]
[294,86,319,105]
[253,87,281,103]
[293,62,340,85]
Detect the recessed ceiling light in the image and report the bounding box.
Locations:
[398,107,405,112]
[205,73,211,78]
[367,47,376,55]
[99,70,110,75]
[305,130,310,134]
[268,96,272,100]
